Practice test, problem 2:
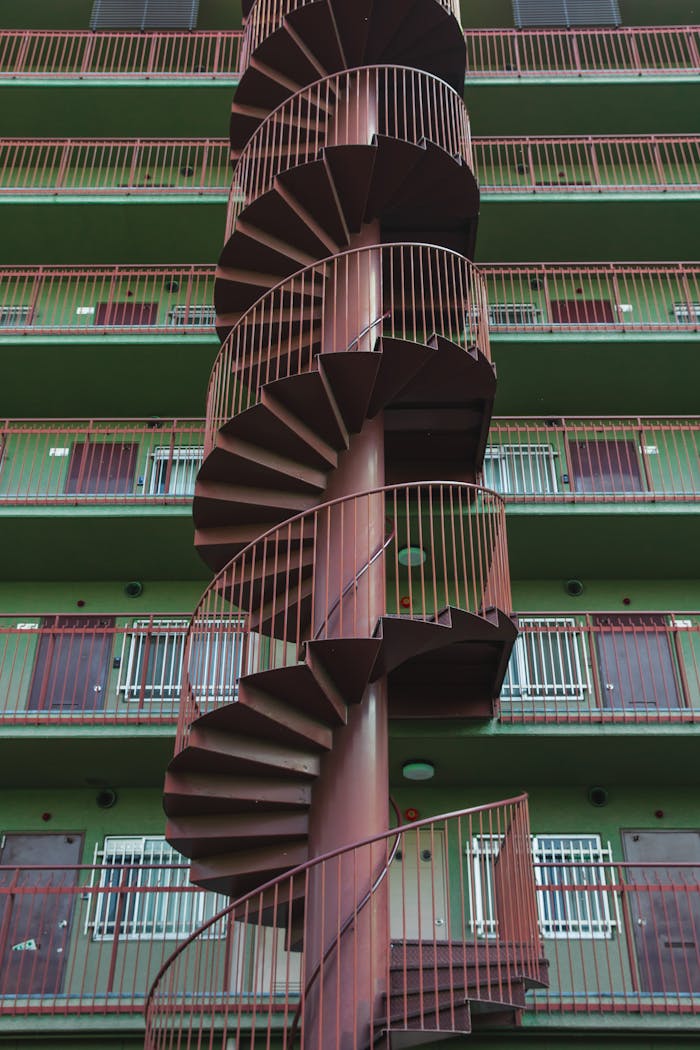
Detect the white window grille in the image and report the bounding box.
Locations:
[117,619,189,702]
[88,836,225,941]
[672,302,700,323]
[483,444,560,496]
[468,834,617,940]
[488,303,543,327]
[90,0,199,30]
[148,446,203,496]
[167,304,217,327]
[0,306,31,327]
[513,0,621,27]
[188,619,248,703]
[501,616,591,705]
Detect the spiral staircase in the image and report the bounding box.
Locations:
[149,2,549,1048]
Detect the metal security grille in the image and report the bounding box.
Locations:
[90,0,200,30]
[512,0,621,26]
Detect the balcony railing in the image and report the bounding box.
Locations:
[0,419,205,505]
[0,31,242,79]
[482,417,700,502]
[474,135,700,193]
[500,613,700,724]
[0,266,216,334]
[0,27,698,81]
[482,264,700,333]
[0,615,192,725]
[463,26,700,78]
[531,859,700,1015]
[0,862,224,1015]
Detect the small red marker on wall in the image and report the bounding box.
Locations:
[405,808,419,821]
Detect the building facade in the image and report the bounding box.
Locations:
[0,1,699,1049]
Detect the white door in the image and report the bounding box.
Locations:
[390,829,448,941]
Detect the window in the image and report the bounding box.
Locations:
[188,619,249,703]
[672,302,700,323]
[469,833,617,940]
[116,619,189,702]
[488,303,543,327]
[167,305,217,327]
[0,306,31,327]
[502,617,590,705]
[147,446,203,496]
[512,0,621,27]
[483,444,559,495]
[90,0,199,29]
[89,836,224,940]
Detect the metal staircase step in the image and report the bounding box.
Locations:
[202,433,328,494]
[317,351,382,434]
[264,372,350,451]
[223,401,338,471]
[276,159,351,254]
[323,145,377,233]
[200,682,334,752]
[167,811,309,860]
[190,841,309,897]
[163,771,312,815]
[174,725,321,780]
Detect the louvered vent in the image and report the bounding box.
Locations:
[90,0,200,29]
[512,0,621,26]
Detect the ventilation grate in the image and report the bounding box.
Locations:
[90,0,200,30]
[512,0,621,27]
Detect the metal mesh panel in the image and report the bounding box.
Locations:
[512,0,621,26]
[90,0,200,29]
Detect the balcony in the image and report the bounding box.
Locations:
[500,613,700,725]
[0,420,208,581]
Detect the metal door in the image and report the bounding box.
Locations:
[65,441,136,495]
[27,616,114,712]
[622,830,700,995]
[593,614,681,713]
[569,438,643,494]
[551,299,616,325]
[94,301,158,326]
[0,833,83,996]
[390,829,448,940]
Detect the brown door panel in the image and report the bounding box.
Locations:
[27,615,115,712]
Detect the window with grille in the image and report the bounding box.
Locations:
[90,0,199,29]
[483,444,560,496]
[468,833,616,940]
[488,303,543,327]
[167,305,217,327]
[0,306,31,327]
[672,302,700,323]
[188,620,247,702]
[148,446,203,496]
[502,616,590,705]
[89,836,224,940]
[117,619,188,702]
[512,0,621,27]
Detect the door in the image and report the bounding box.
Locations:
[27,615,114,712]
[551,299,616,325]
[94,301,158,326]
[622,830,700,995]
[65,441,136,495]
[0,833,83,996]
[390,829,448,940]
[593,614,681,713]
[568,438,643,494]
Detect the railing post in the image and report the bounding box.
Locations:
[105,866,130,994]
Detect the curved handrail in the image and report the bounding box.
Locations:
[209,241,490,450]
[228,63,472,229]
[179,480,511,751]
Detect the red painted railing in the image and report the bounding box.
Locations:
[0,31,242,79]
[145,796,542,1049]
[0,266,216,333]
[0,615,191,724]
[500,613,700,724]
[0,27,698,80]
[474,135,700,192]
[179,482,510,751]
[0,862,224,1014]
[0,419,204,505]
[531,860,700,1014]
[483,417,700,502]
[482,263,700,333]
[463,26,700,78]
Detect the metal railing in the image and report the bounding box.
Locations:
[179,482,510,751]
[0,615,191,725]
[208,242,490,450]
[482,417,700,502]
[0,862,224,1015]
[0,31,242,79]
[482,263,700,333]
[145,796,542,1050]
[0,420,205,505]
[500,613,700,724]
[228,64,471,230]
[473,135,700,192]
[0,267,216,334]
[531,860,700,1014]
[463,26,700,78]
